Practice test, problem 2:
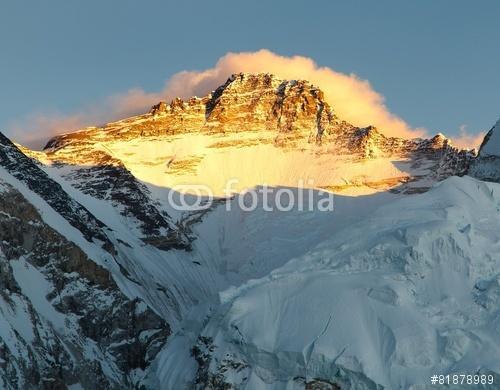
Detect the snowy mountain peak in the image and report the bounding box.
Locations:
[478,118,500,157]
[39,73,476,196]
[203,72,334,135]
[430,132,449,147]
[468,117,500,181]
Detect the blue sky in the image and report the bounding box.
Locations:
[1,0,499,145]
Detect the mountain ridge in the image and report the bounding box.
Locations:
[45,72,468,151]
[39,73,474,197]
[0,72,499,388]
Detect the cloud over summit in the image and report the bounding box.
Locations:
[162,50,425,139]
[12,49,480,148]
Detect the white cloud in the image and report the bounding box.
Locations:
[9,49,483,149]
[449,124,484,150]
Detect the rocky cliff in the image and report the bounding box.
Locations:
[0,177,169,388]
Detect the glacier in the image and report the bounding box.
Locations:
[149,176,500,389]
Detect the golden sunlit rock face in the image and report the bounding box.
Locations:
[41,73,473,196]
[46,73,337,142]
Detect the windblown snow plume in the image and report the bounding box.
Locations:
[10,50,426,147]
[162,50,425,139]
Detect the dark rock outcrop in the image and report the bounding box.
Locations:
[0,133,113,250]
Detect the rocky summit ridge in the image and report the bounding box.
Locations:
[42,72,474,196]
[46,73,337,147]
[47,72,462,151]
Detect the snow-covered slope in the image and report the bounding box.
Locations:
[478,119,500,157]
[156,176,500,389]
[0,162,170,388]
[469,119,500,182]
[0,132,225,388]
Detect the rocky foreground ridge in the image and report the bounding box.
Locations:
[0,138,170,388]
